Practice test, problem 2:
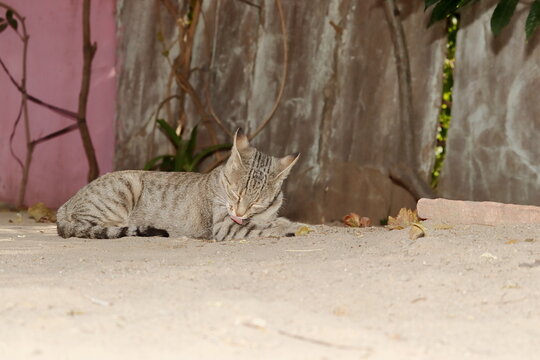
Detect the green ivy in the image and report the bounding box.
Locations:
[144,120,231,172]
[432,15,458,189]
[425,0,540,39]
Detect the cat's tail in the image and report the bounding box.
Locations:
[57,222,169,239]
[56,206,169,239]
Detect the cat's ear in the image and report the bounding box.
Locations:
[233,128,250,152]
[230,128,249,169]
[275,153,300,179]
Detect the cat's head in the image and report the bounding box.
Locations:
[220,129,299,225]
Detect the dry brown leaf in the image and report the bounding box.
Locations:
[409,223,426,240]
[342,213,371,227]
[434,223,453,230]
[387,208,419,230]
[8,212,23,224]
[332,306,348,317]
[343,213,360,227]
[28,202,57,223]
[359,217,372,227]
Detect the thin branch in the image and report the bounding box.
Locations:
[158,0,178,18]
[0,57,79,120]
[203,156,228,173]
[203,0,230,138]
[0,2,32,207]
[1,1,101,206]
[173,69,233,137]
[8,101,24,170]
[30,124,79,147]
[76,0,99,182]
[389,164,435,199]
[383,0,435,199]
[0,2,24,40]
[276,329,368,351]
[383,0,415,162]
[236,0,262,10]
[249,0,288,140]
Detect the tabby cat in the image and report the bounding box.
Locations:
[56,129,301,241]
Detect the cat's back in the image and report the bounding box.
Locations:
[62,170,207,205]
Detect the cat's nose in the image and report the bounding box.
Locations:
[236,204,248,217]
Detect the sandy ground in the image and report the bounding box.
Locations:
[0,212,539,360]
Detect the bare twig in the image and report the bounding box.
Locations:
[276,329,368,351]
[236,0,262,10]
[0,2,32,207]
[249,0,288,140]
[0,58,80,120]
[389,164,435,199]
[383,0,415,160]
[202,0,235,143]
[30,124,79,147]
[158,0,178,18]
[203,156,228,173]
[242,320,369,353]
[8,101,24,170]
[1,1,100,206]
[175,71,232,136]
[76,0,99,182]
[156,0,231,163]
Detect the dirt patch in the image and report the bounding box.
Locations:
[0,213,539,359]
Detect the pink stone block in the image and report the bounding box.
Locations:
[417,198,540,225]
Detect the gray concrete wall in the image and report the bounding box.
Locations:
[439,2,540,205]
[116,0,446,223]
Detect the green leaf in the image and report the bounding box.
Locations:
[526,0,540,39]
[186,125,198,161]
[174,141,188,171]
[428,0,478,26]
[459,0,481,8]
[425,0,441,11]
[143,155,175,170]
[190,143,232,172]
[160,156,175,171]
[428,0,460,26]
[6,10,17,31]
[156,119,181,148]
[491,0,519,35]
[156,31,164,42]
[0,22,7,34]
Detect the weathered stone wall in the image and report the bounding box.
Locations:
[189,0,445,223]
[116,0,446,223]
[115,0,180,170]
[439,2,540,205]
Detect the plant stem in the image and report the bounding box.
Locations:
[249,0,288,140]
[77,0,99,182]
[0,2,32,207]
[383,0,435,199]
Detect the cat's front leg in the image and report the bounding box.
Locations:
[213,216,241,241]
[249,217,304,238]
[212,216,297,241]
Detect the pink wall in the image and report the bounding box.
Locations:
[0,0,116,208]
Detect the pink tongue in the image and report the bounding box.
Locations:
[231,216,243,225]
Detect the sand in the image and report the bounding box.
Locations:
[0,212,539,360]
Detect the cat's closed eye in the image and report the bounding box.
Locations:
[230,189,240,200]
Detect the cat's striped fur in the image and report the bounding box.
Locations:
[56,130,301,240]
